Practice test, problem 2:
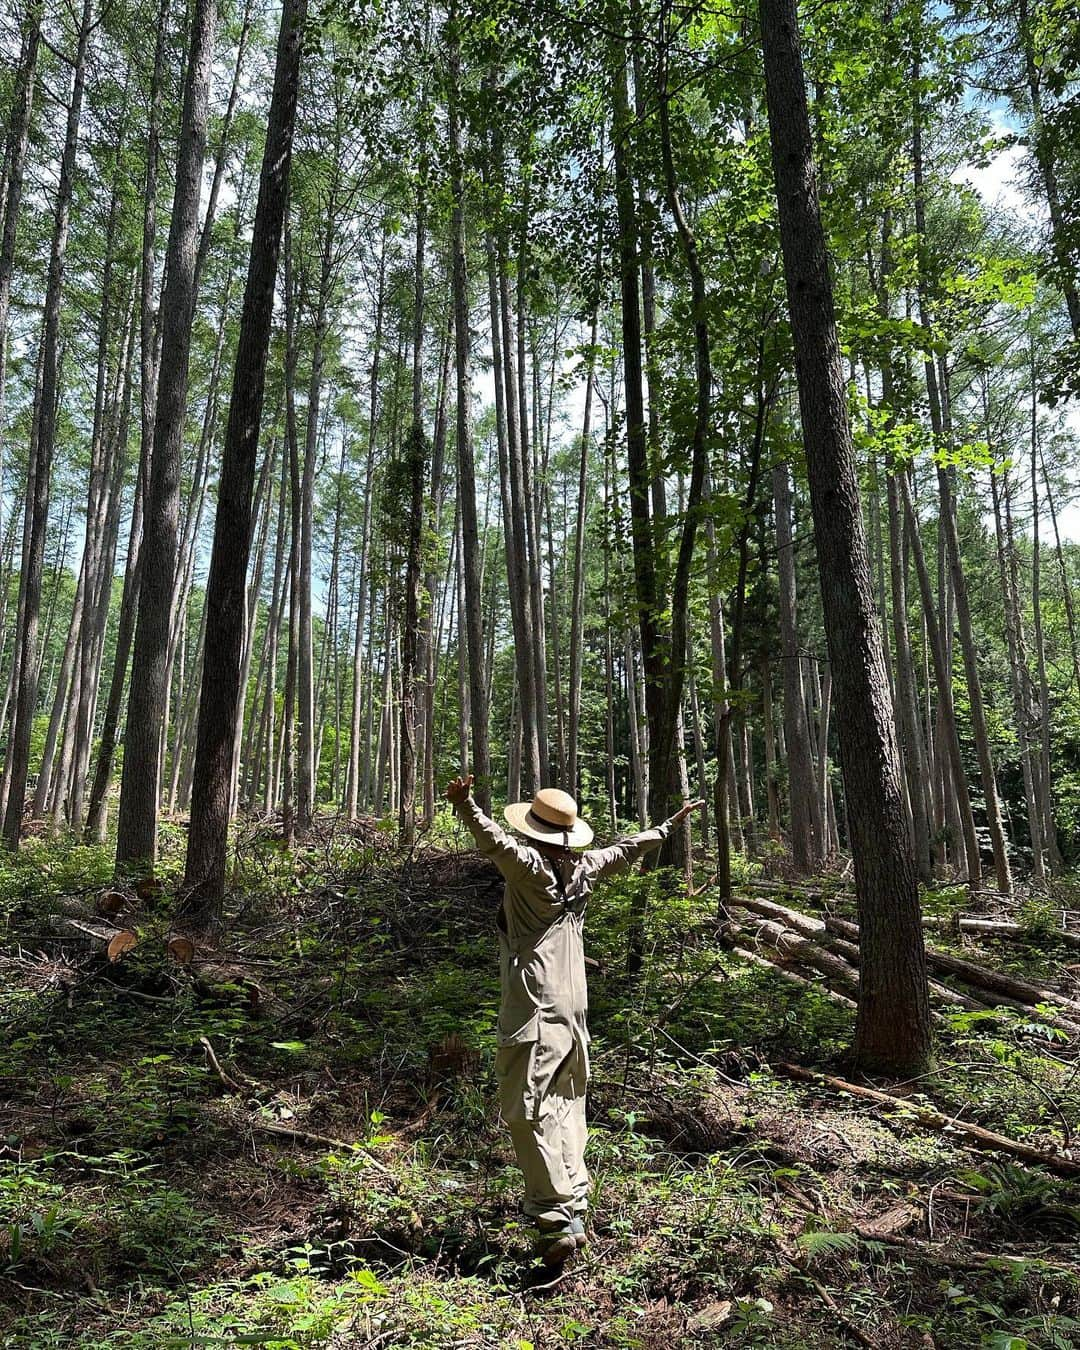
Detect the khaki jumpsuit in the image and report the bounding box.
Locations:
[455,795,670,1228]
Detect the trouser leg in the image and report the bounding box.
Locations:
[509,1104,576,1227]
[562,1091,589,1216]
[495,1037,588,1229]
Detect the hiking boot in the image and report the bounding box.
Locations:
[533,1222,577,1267]
[570,1215,587,1249]
[539,1231,577,1267]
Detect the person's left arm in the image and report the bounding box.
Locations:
[583,799,704,880]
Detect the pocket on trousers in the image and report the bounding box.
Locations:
[496,1010,540,1047]
[494,1040,538,1122]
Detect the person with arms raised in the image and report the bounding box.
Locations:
[446,772,702,1267]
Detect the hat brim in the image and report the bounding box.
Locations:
[504,800,594,848]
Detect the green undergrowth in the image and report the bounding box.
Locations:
[1,827,1078,1348]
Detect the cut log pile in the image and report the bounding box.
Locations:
[36,890,274,1010]
[46,892,140,963]
[729,889,1080,1039]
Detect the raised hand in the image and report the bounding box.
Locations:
[671,798,706,827]
[446,773,474,805]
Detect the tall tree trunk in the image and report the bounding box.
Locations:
[612,42,665,850]
[0,0,43,490]
[773,461,820,872]
[1029,374,1063,875]
[487,180,540,794]
[911,43,1010,891]
[3,0,93,849]
[347,231,385,819]
[760,0,931,1076]
[116,0,217,869]
[400,138,428,845]
[990,462,1043,876]
[281,224,303,846]
[567,286,599,796]
[886,473,934,881]
[84,0,171,841]
[485,218,531,792]
[447,0,490,809]
[181,0,307,912]
[934,439,1012,893]
[420,312,452,827]
[655,31,709,865]
[516,174,549,781]
[898,468,981,883]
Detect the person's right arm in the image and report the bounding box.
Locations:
[446,774,535,881]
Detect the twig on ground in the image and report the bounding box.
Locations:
[243,1117,400,1183]
[775,1063,1080,1177]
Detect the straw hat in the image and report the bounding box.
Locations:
[504,788,594,848]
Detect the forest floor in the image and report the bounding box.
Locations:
[1,818,1079,1349]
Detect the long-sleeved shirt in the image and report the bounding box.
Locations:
[454,795,672,1055]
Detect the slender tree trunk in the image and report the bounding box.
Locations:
[346,232,385,819]
[1038,451,1080,696]
[34,547,88,821]
[421,313,452,826]
[988,443,1044,877]
[773,461,820,872]
[231,433,277,815]
[400,146,428,846]
[612,40,668,863]
[249,448,288,808]
[898,468,981,883]
[116,0,217,869]
[1029,374,1063,875]
[0,0,43,489]
[3,0,93,849]
[489,190,540,793]
[912,43,1009,890]
[567,293,599,796]
[447,1,490,809]
[296,285,329,833]
[760,0,931,1075]
[517,178,549,782]
[935,451,1012,892]
[887,473,934,881]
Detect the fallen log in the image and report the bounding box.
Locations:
[49,914,138,962]
[743,883,1080,947]
[741,916,862,996]
[822,914,1080,1019]
[729,944,857,1008]
[775,1062,1080,1178]
[847,1225,1080,1280]
[731,897,987,1014]
[244,1118,400,1182]
[922,916,1080,949]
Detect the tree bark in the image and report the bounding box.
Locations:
[400,133,428,846]
[760,0,932,1076]
[3,0,93,849]
[447,1,490,809]
[181,0,304,912]
[116,0,217,869]
[773,461,820,873]
[0,0,43,491]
